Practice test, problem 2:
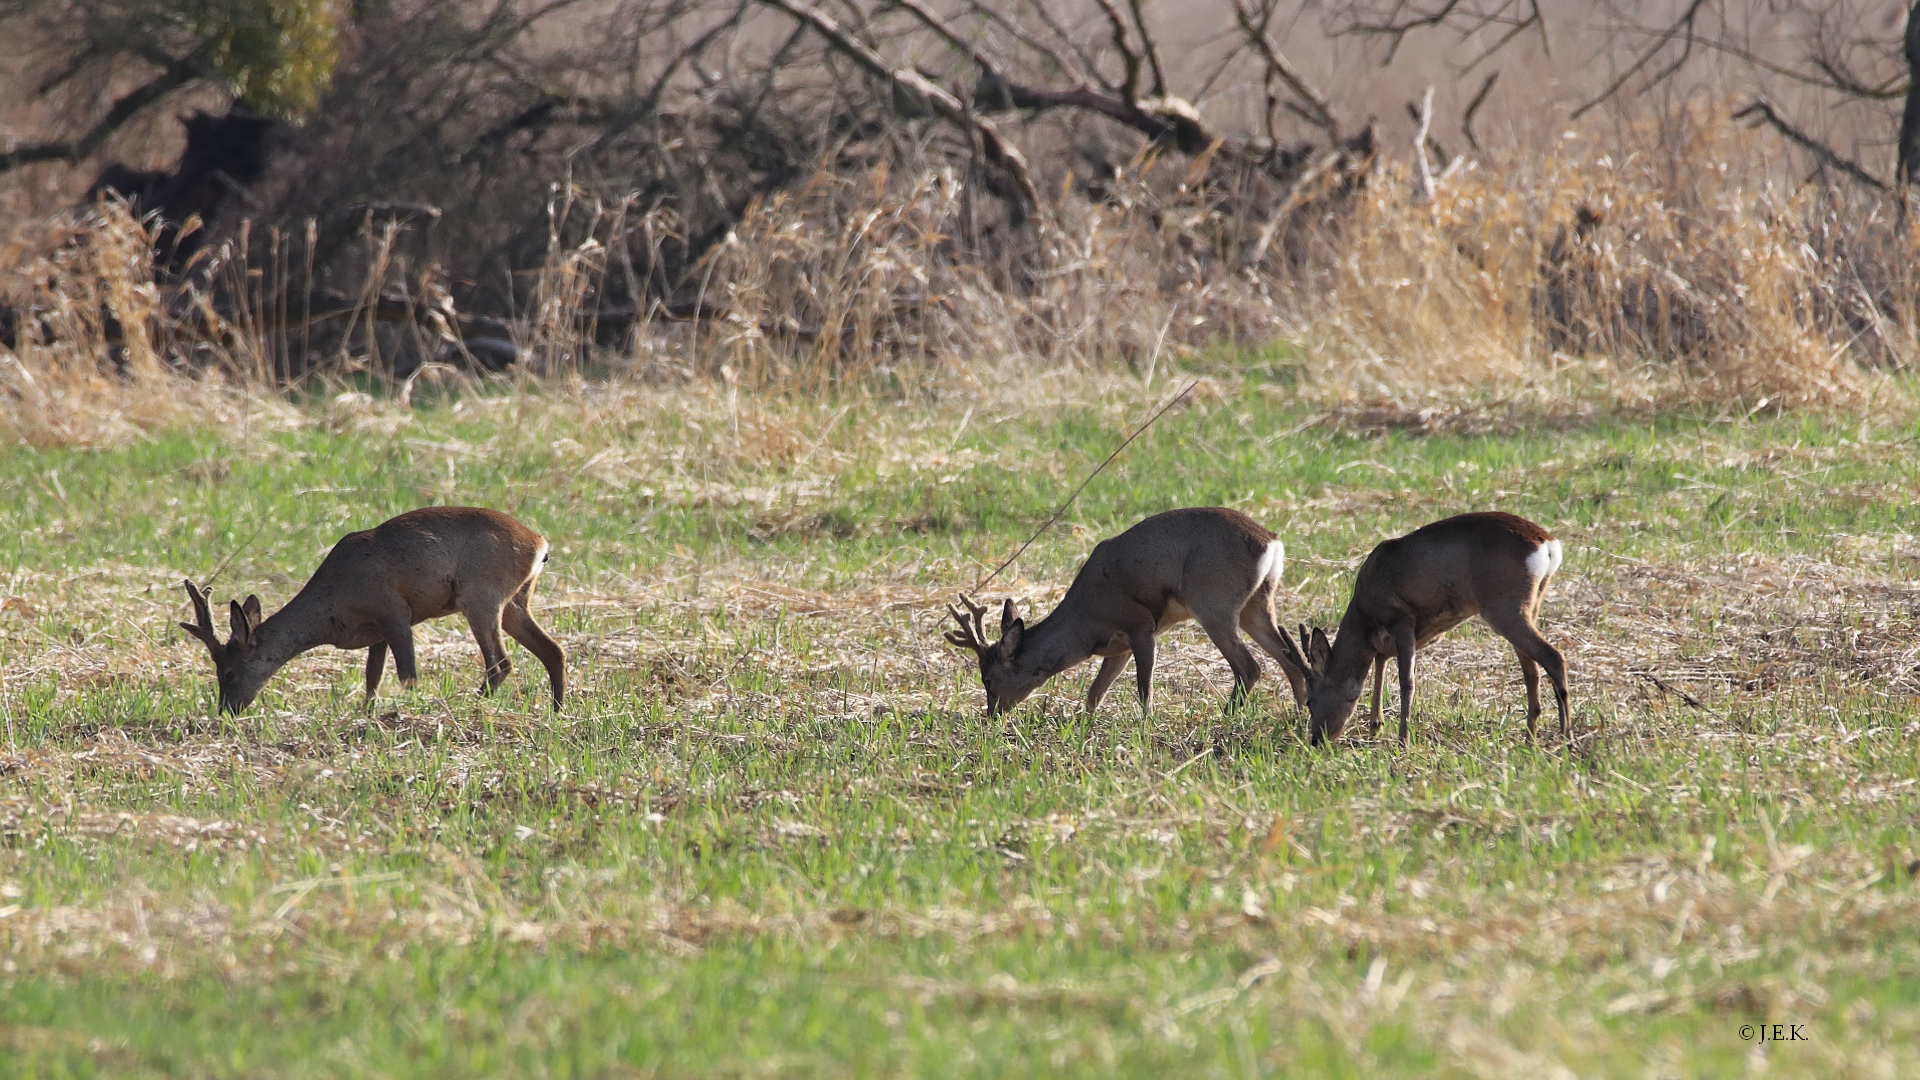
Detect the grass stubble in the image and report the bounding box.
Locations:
[3,91,1919,1078]
[0,370,1919,1077]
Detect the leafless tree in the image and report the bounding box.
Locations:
[1334,0,1920,195]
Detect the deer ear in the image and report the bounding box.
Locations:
[241,594,262,629]
[1000,598,1018,634]
[1309,627,1332,667]
[228,599,257,650]
[999,618,1025,655]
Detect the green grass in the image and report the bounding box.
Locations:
[4,371,1920,1076]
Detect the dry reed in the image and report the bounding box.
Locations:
[1298,113,1913,412]
[0,205,286,448]
[2,107,1912,450]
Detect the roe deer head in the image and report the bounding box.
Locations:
[181,506,565,713]
[944,507,1308,716]
[1277,511,1568,746]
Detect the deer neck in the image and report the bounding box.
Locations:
[1328,606,1385,683]
[249,593,332,668]
[1018,605,1099,677]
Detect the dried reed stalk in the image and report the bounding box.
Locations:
[2,108,1911,451]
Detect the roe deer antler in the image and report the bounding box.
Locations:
[179,579,222,653]
[944,593,991,653]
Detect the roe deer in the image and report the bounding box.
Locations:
[944,507,1308,716]
[1275,511,1567,746]
[181,506,565,714]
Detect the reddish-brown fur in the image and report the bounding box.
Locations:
[181,507,565,713]
[944,507,1307,716]
[1277,511,1569,745]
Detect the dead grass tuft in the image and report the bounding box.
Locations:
[7,111,1911,452]
[1295,113,1913,412]
[0,206,290,448]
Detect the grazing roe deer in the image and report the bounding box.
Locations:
[181,506,565,714]
[1276,511,1568,746]
[944,507,1309,716]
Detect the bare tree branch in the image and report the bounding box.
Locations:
[1124,0,1169,98]
[578,0,750,159]
[1346,0,1467,64]
[887,0,1228,158]
[1091,0,1144,100]
[1813,54,1905,101]
[1019,0,1107,87]
[1899,1,1920,186]
[888,0,1010,83]
[960,2,1088,84]
[1344,0,1550,66]
[1733,98,1887,192]
[1458,0,1545,72]
[755,0,1041,216]
[1235,0,1341,143]
[1243,150,1343,267]
[1461,70,1498,154]
[0,48,208,175]
[1412,84,1436,201]
[1569,0,1709,121]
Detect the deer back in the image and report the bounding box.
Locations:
[1055,507,1281,626]
[291,506,550,625]
[1347,511,1557,631]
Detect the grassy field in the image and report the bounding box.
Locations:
[3,366,1920,1077]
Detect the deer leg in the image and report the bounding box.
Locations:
[1482,607,1571,741]
[1199,613,1262,712]
[1393,623,1417,745]
[379,620,418,688]
[1128,626,1157,714]
[1517,652,1542,744]
[1241,600,1307,706]
[1367,655,1386,737]
[1538,642,1571,740]
[464,604,512,695]
[1086,651,1130,714]
[503,600,567,708]
[365,641,387,697]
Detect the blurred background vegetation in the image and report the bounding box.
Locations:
[4,0,1920,443]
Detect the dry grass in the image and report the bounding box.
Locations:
[0,204,289,448]
[6,110,1916,453]
[1298,113,1915,413]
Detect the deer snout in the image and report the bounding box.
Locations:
[984,680,1041,717]
[1307,694,1360,746]
[216,673,264,715]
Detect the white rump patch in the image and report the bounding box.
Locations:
[1255,539,1284,587]
[533,539,551,574]
[1525,538,1563,580]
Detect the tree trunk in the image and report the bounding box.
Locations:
[1898,1,1920,185]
